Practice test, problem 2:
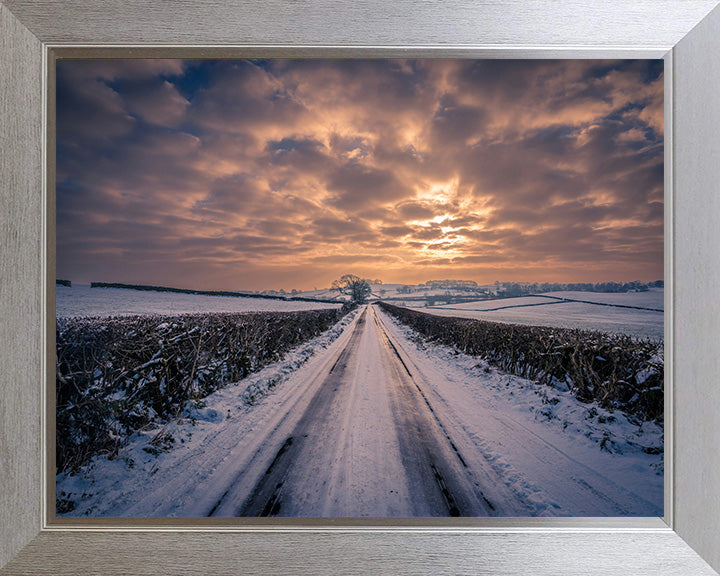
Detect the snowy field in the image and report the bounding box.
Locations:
[421,296,557,311]
[57,305,662,518]
[56,284,342,318]
[541,289,664,310]
[407,289,664,341]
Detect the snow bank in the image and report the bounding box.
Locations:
[379,307,663,516]
[56,307,348,472]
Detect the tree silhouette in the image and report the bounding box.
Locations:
[332,274,372,304]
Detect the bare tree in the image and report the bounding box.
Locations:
[332,274,372,304]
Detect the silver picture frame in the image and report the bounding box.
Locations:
[2,1,720,574]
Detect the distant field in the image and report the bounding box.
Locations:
[423,296,554,312]
[56,285,342,318]
[406,289,664,341]
[540,290,664,310]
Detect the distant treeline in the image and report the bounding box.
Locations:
[378,302,663,422]
[396,279,663,296]
[56,307,348,473]
[56,279,71,287]
[90,282,341,304]
[499,280,663,298]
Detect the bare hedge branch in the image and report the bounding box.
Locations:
[56,308,346,473]
[378,302,663,422]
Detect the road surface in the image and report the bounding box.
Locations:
[208,304,523,517]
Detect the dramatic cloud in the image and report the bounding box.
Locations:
[56,59,663,291]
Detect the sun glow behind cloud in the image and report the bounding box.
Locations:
[56,59,663,291]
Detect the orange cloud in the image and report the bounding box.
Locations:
[56,59,664,290]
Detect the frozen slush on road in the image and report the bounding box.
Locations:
[57,304,662,517]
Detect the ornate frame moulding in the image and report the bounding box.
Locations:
[1,1,720,574]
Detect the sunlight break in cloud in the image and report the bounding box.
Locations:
[56,59,663,291]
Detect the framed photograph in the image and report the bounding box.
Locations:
[52,56,666,523]
[2,1,720,574]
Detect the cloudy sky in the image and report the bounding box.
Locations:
[56,59,663,291]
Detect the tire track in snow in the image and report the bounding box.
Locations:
[230,305,498,517]
[207,310,368,517]
[237,310,369,516]
[377,307,662,516]
[371,306,502,516]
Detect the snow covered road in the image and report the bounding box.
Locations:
[219,305,516,517]
[58,304,662,518]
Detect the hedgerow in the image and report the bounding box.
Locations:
[56,308,346,472]
[378,302,663,422]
